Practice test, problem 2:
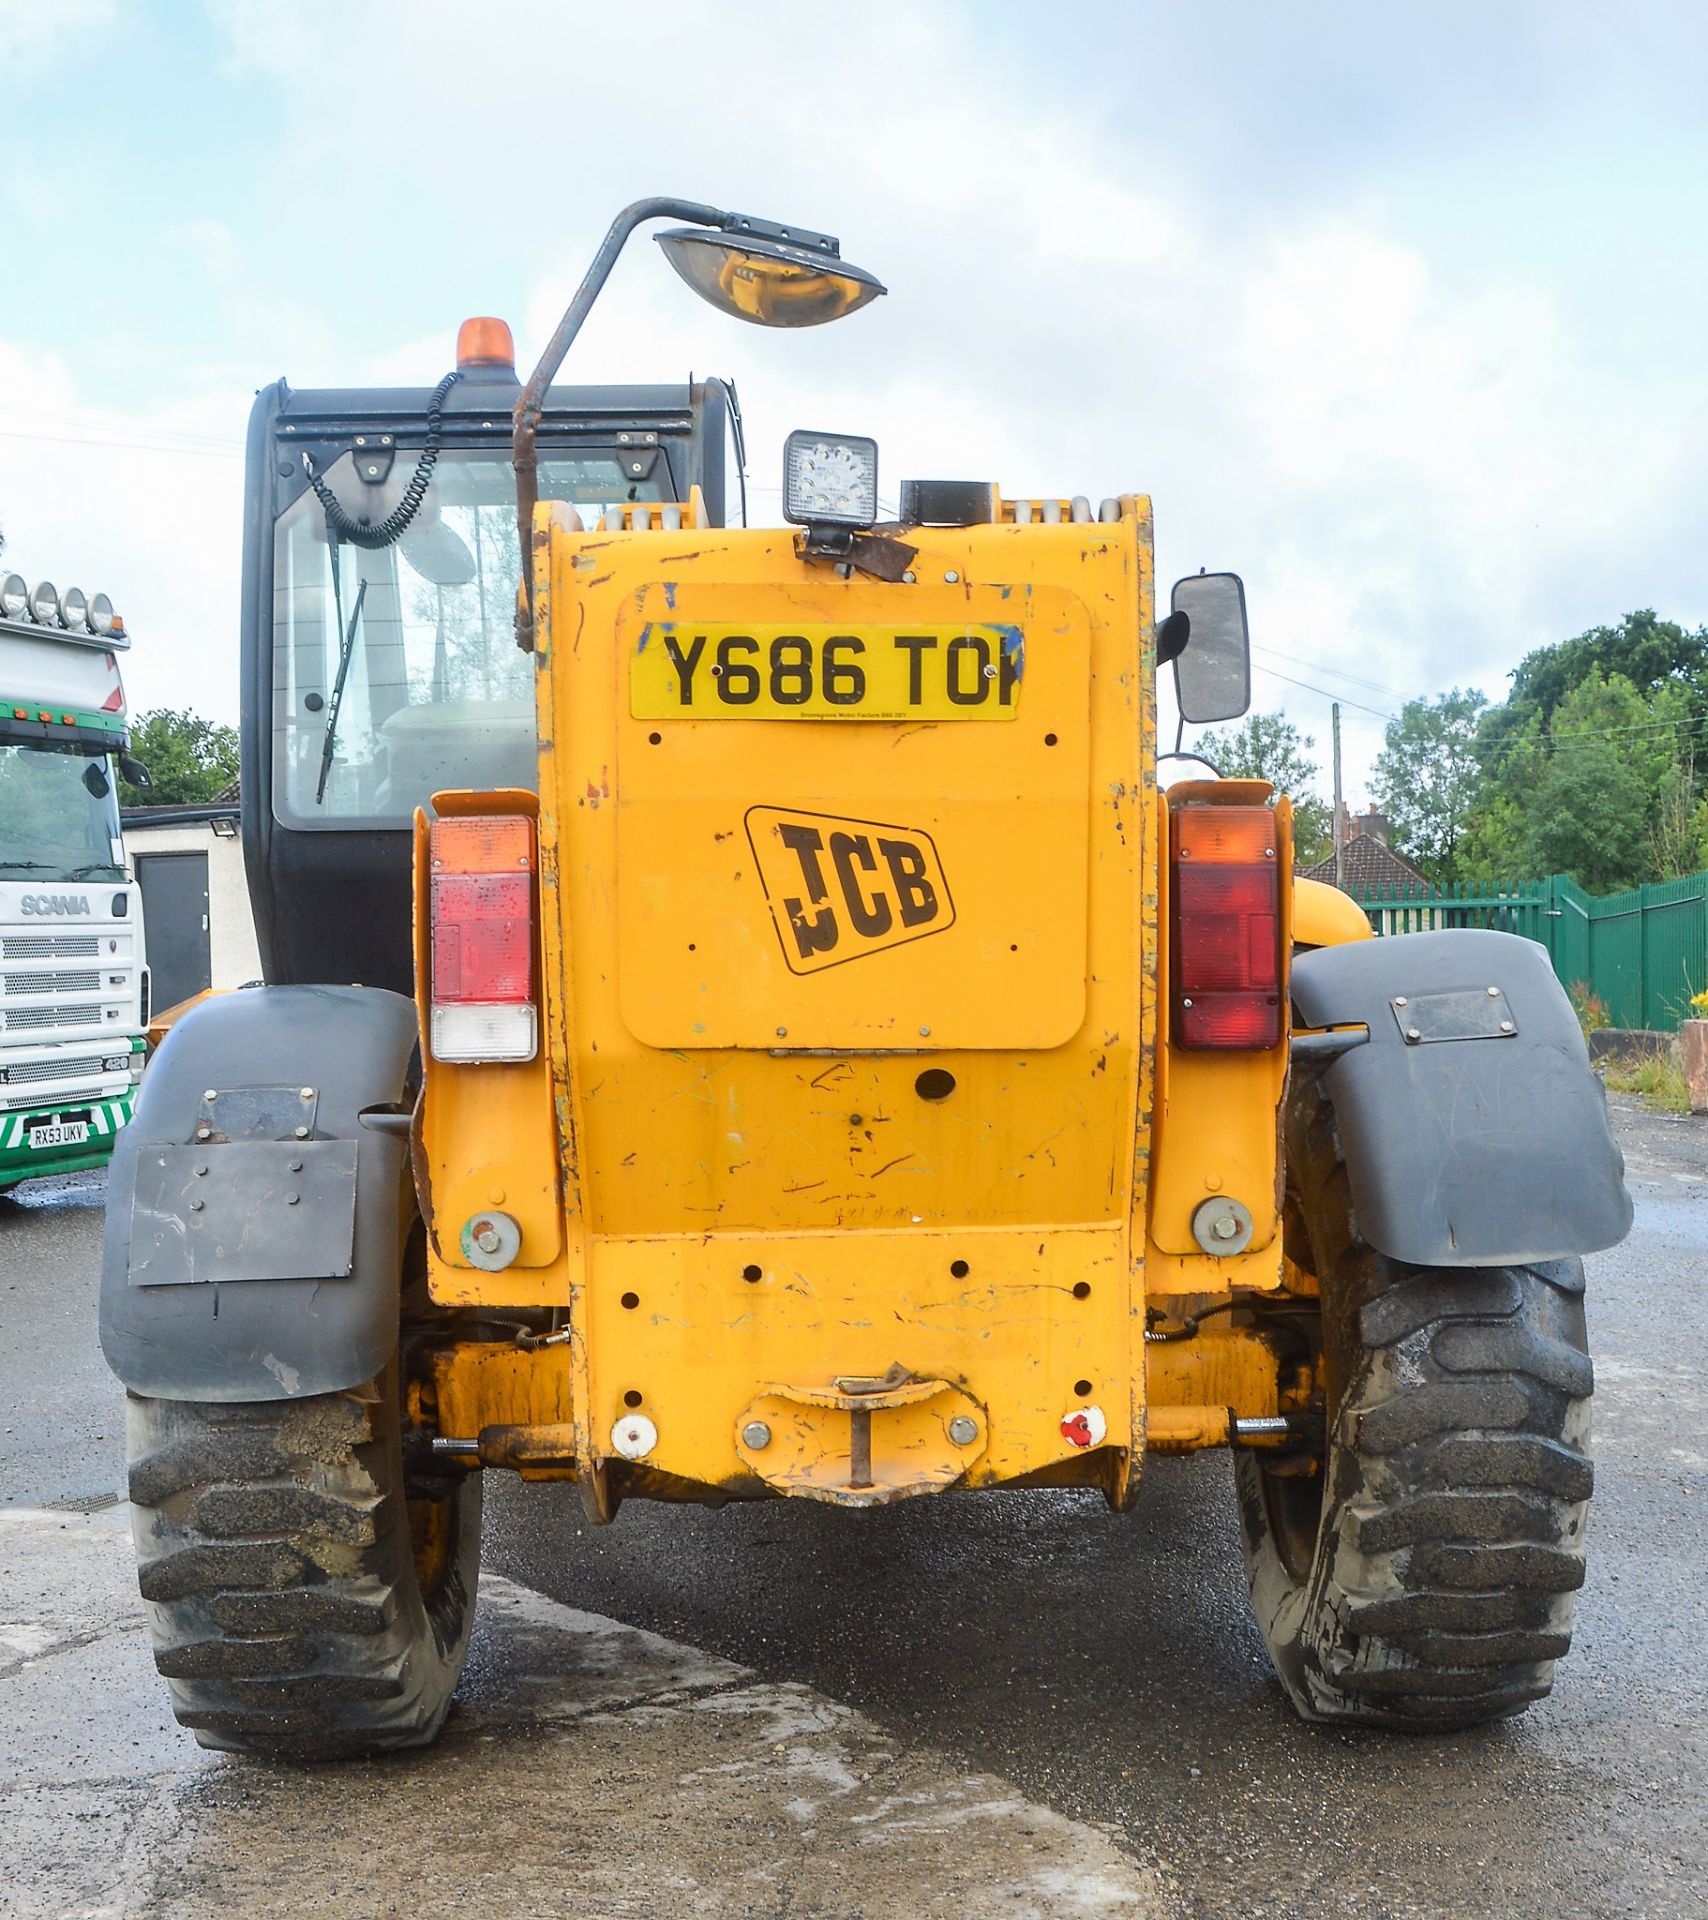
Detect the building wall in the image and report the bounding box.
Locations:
[122,822,262,992]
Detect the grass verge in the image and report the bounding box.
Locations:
[1601,1050,1692,1115]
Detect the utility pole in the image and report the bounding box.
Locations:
[1332,702,1345,890]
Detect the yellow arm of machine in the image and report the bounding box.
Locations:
[1292,877,1374,948]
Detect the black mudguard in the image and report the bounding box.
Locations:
[1291,928,1632,1267]
[100,985,420,1401]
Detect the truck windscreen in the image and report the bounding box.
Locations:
[0,742,124,879]
[272,450,663,828]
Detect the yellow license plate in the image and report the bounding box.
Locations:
[630,620,1023,721]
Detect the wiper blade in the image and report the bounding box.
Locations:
[0,859,56,872]
[315,573,368,805]
[66,863,125,879]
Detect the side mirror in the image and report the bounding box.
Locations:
[118,754,153,790]
[400,521,477,588]
[1169,572,1250,725]
[83,760,112,798]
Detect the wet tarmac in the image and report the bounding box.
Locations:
[4,1098,1703,1918]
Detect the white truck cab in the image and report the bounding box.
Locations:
[0,576,147,1190]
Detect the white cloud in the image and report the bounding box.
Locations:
[0,0,114,64]
[6,0,1701,807]
[0,339,247,721]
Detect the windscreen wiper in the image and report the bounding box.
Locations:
[315,570,368,805]
[0,859,55,872]
[67,863,126,879]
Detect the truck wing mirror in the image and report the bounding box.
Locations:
[1169,572,1251,725]
[118,754,153,790]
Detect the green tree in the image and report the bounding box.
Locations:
[1523,740,1649,891]
[1369,688,1488,881]
[1476,610,1708,821]
[1189,711,1332,862]
[120,709,239,807]
[1521,672,1689,890]
[1501,609,1708,731]
[1465,669,1695,890]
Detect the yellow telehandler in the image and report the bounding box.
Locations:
[101,198,1630,1755]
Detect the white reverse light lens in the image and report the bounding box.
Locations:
[29,580,60,625]
[782,430,879,529]
[88,592,116,636]
[60,586,89,631]
[0,574,27,618]
[430,1000,537,1064]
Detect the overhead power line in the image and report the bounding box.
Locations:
[1250,661,1397,722]
[1251,642,1418,704]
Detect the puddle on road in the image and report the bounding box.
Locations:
[0,1506,1167,1920]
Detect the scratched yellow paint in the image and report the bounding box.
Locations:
[412,489,1344,1503]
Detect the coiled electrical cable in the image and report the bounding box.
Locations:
[305,369,460,549]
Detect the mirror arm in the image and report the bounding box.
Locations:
[513,195,731,652]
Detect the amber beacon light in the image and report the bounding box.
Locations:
[456,317,516,371]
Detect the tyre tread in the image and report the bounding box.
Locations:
[125,1386,478,1758]
[1236,1072,1594,1731]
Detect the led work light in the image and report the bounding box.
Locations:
[782,431,879,530]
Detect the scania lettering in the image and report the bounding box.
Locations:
[0,570,147,1190]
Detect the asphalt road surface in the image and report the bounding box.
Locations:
[3,1097,1703,1918]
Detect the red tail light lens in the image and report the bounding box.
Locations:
[1171,804,1281,1050]
[429,814,537,1062]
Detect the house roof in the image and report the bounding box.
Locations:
[1298,834,1429,893]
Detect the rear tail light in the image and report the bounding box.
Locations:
[1171,804,1282,1050]
[429,814,537,1063]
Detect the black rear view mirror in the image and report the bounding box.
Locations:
[118,754,153,790]
[1170,572,1251,725]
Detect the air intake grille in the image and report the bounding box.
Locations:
[2,1005,101,1031]
[2,1055,103,1086]
[2,970,100,995]
[1,935,100,961]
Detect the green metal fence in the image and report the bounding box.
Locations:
[1347,872,1708,1031]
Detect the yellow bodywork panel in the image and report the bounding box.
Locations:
[1294,874,1375,947]
[416,496,1293,1505]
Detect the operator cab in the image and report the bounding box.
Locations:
[241,319,733,991]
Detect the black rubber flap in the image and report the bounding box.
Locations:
[100,985,418,1400]
[1292,929,1632,1266]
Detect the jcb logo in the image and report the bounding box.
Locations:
[746,806,955,974]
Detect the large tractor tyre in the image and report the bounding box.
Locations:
[1236,1074,1594,1731]
[125,1367,481,1757]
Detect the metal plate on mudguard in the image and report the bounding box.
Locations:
[195,1084,318,1142]
[1390,986,1516,1045]
[127,1140,358,1287]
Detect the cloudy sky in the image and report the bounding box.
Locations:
[2,0,1704,801]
